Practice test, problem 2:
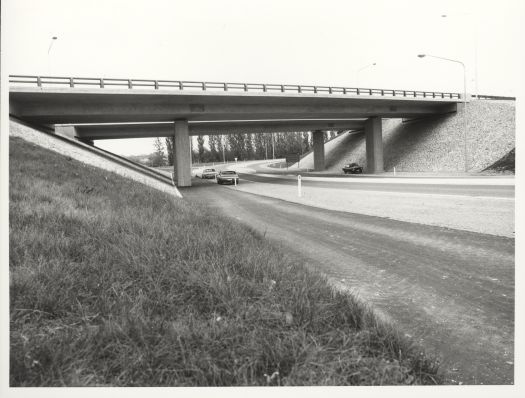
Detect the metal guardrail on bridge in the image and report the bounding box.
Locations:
[9,75,462,100]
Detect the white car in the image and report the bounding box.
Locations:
[196,168,217,179]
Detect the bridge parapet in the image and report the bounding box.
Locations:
[9,75,462,101]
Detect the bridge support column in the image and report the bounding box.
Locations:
[312,130,325,171]
[174,120,192,187]
[365,117,383,173]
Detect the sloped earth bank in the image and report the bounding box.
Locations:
[181,180,514,385]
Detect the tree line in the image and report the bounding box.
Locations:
[145,131,339,167]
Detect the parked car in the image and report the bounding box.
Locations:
[342,162,363,174]
[200,168,217,179]
[217,170,240,185]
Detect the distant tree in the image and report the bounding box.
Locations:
[245,133,254,159]
[228,133,246,160]
[217,135,226,162]
[302,131,310,153]
[197,135,205,163]
[209,135,219,161]
[148,137,166,167]
[254,133,265,159]
[165,137,174,166]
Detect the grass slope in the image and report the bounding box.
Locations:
[9,137,441,386]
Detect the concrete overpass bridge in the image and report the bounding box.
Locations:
[9,75,463,186]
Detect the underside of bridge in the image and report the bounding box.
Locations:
[10,85,459,187]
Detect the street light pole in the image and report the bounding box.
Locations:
[47,36,57,54]
[47,36,58,75]
[417,54,468,172]
[355,62,376,87]
[441,13,478,98]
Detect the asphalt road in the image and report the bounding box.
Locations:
[181,179,515,385]
[238,173,515,198]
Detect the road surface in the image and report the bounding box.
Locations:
[181,178,514,385]
[239,173,514,198]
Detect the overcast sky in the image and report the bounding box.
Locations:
[5,0,523,155]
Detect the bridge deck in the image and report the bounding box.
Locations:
[9,75,460,125]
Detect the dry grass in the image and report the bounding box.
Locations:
[9,137,441,386]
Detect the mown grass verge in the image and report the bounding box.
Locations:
[9,136,441,386]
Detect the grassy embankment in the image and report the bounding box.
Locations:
[9,137,441,386]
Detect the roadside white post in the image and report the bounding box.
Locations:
[234,176,237,187]
[297,175,302,197]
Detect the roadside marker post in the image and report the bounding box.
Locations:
[298,175,302,197]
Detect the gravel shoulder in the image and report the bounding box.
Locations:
[229,176,514,238]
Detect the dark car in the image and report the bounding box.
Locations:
[342,162,363,174]
[217,170,240,185]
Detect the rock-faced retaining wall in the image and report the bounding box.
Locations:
[299,99,515,173]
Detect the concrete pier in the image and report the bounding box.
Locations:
[313,130,325,171]
[365,117,383,173]
[174,120,192,187]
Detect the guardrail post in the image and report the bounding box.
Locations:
[281,85,284,92]
[244,83,247,91]
[37,76,42,87]
[100,78,105,88]
[343,87,347,94]
[329,87,333,94]
[128,79,133,89]
[313,86,318,94]
[69,78,74,88]
[369,89,372,95]
[154,80,159,89]
[403,90,406,97]
[357,88,360,95]
[179,81,183,90]
[202,82,207,90]
[298,85,302,93]
[263,84,267,92]
[224,82,228,91]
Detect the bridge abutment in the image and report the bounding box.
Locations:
[312,130,325,171]
[365,117,383,173]
[55,125,78,140]
[174,120,192,187]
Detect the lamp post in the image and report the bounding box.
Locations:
[47,36,58,76]
[417,54,468,172]
[441,13,478,98]
[355,62,376,87]
[47,36,58,54]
